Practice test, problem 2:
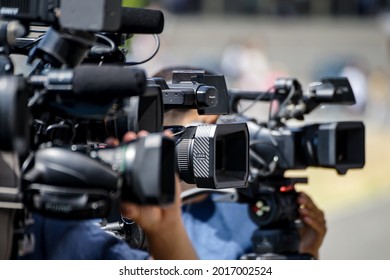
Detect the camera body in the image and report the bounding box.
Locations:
[0,0,121,31]
[247,121,365,176]
[222,77,365,258]
[224,77,365,178]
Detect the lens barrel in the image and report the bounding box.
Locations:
[176,123,249,189]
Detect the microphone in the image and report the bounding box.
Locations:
[119,8,164,34]
[73,65,146,98]
[59,4,163,33]
[29,65,147,99]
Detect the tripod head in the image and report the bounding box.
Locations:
[238,176,314,260]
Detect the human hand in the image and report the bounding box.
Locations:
[117,130,197,259]
[117,130,181,231]
[297,192,327,259]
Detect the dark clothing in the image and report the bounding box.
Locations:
[19,194,258,260]
[18,214,149,260]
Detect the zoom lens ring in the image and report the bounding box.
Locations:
[177,138,193,183]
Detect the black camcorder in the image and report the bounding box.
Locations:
[232,118,364,176]
[0,0,250,260]
[220,77,365,259]
[111,68,250,190]
[0,0,176,259]
[225,77,365,176]
[0,1,171,221]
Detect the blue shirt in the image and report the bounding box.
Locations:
[18,214,149,260]
[19,194,258,260]
[181,194,257,260]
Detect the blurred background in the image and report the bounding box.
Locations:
[125,0,390,259]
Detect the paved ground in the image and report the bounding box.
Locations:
[321,192,390,260]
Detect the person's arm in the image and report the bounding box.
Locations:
[297,192,327,259]
[119,131,198,260]
[121,176,197,260]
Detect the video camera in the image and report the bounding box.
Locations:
[108,68,249,190]
[0,1,170,261]
[0,0,172,213]
[219,77,365,259]
[0,0,172,261]
[100,67,250,249]
[0,0,250,257]
[149,69,249,189]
